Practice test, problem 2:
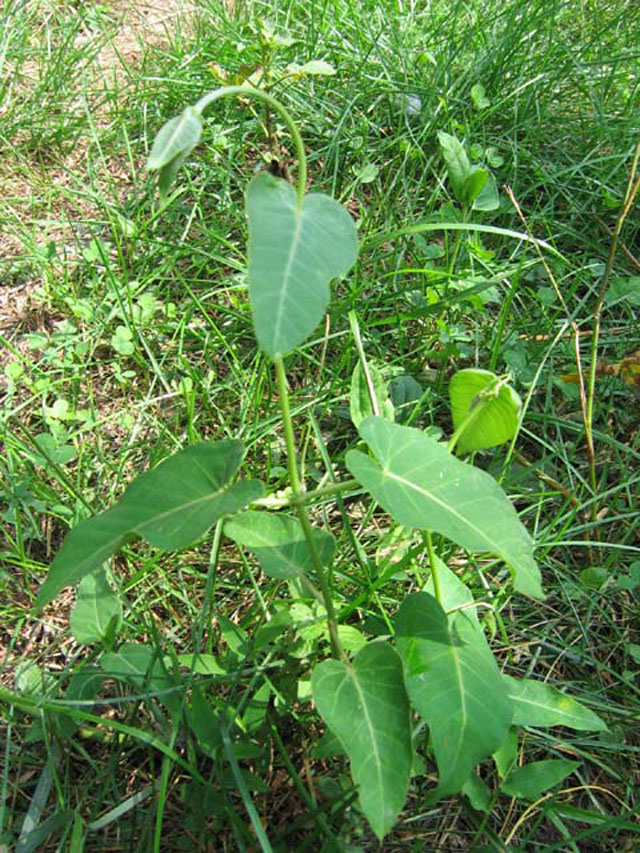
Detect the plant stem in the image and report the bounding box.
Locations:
[425,530,443,605]
[274,355,343,659]
[194,86,307,207]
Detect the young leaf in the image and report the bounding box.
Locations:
[502,760,580,800]
[449,368,522,453]
[437,131,472,201]
[472,171,500,211]
[147,106,203,172]
[312,642,412,840]
[350,361,394,429]
[37,441,264,607]
[470,83,491,110]
[461,167,489,206]
[395,593,513,798]
[345,417,544,598]
[70,569,122,645]
[246,172,358,357]
[504,676,608,731]
[224,511,335,578]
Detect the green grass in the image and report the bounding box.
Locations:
[1,0,639,849]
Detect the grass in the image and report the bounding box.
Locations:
[1,0,639,849]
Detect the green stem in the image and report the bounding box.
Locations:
[274,356,343,659]
[425,530,443,605]
[194,86,307,207]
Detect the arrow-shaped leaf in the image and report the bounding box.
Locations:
[395,593,513,798]
[505,675,608,731]
[312,642,412,840]
[37,441,264,607]
[346,417,544,598]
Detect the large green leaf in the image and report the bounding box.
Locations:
[37,441,264,607]
[312,642,412,840]
[224,511,335,578]
[246,172,358,357]
[346,417,544,598]
[449,369,521,453]
[505,676,608,731]
[395,593,512,798]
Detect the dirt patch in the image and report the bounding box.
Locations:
[0,0,196,336]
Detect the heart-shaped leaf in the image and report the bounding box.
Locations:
[312,642,412,840]
[37,441,264,607]
[395,593,513,798]
[246,172,358,357]
[346,417,544,598]
[449,368,522,453]
[224,511,335,578]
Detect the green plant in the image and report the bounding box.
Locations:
[12,88,609,845]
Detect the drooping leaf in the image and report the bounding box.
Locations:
[224,511,335,578]
[246,172,358,357]
[147,106,203,171]
[449,368,522,453]
[395,593,512,798]
[350,361,394,429]
[312,642,412,840]
[502,760,580,800]
[37,441,264,606]
[437,131,472,201]
[70,569,122,645]
[504,676,608,731]
[346,417,544,598]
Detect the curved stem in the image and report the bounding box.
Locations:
[194,86,307,207]
[274,355,343,659]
